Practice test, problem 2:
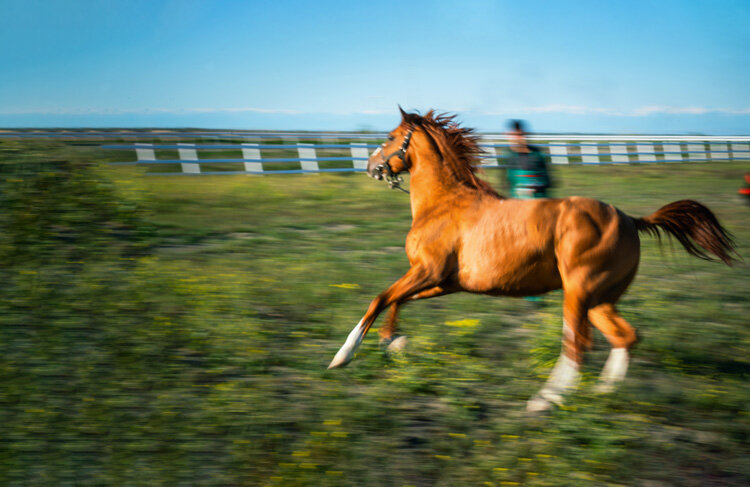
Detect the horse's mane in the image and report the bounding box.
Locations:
[402,110,502,198]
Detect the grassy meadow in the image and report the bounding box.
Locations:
[0,139,748,486]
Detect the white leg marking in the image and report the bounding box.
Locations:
[328,319,366,369]
[527,353,581,412]
[594,347,629,393]
[562,319,574,342]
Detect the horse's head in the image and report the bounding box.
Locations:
[367,107,418,187]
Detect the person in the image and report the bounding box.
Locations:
[504,120,551,199]
[504,120,551,303]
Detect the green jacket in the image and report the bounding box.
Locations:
[505,145,551,198]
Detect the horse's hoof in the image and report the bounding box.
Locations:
[387,335,408,352]
[526,396,553,413]
[328,319,366,369]
[380,335,407,352]
[327,348,354,369]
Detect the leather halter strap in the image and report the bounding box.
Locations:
[373,126,415,192]
[379,126,415,170]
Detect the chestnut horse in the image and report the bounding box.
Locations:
[328,109,736,412]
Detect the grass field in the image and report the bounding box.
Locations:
[0,139,748,486]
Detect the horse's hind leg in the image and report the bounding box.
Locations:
[588,303,638,393]
[527,292,589,412]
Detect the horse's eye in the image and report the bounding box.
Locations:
[387,135,395,141]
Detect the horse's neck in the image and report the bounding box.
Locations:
[408,150,471,220]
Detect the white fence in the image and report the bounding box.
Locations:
[98,132,750,176]
[3,130,746,175]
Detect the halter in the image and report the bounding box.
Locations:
[372,126,415,193]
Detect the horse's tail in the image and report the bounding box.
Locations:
[634,199,737,265]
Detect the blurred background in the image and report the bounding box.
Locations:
[0,1,748,485]
[2,0,749,134]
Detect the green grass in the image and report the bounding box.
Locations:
[0,139,748,486]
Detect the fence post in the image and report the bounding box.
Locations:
[297,144,319,173]
[135,143,156,162]
[663,142,682,163]
[549,143,569,164]
[687,142,706,162]
[241,143,263,174]
[177,143,201,174]
[636,142,656,163]
[731,143,750,160]
[480,141,499,167]
[709,143,729,161]
[609,142,629,163]
[350,143,369,171]
[581,143,600,164]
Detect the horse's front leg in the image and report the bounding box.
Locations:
[328,266,439,369]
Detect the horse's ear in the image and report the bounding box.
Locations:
[398,105,407,121]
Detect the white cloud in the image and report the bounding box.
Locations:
[184,107,303,115]
[0,107,401,116]
[493,105,750,117]
[0,107,304,116]
[2,106,750,118]
[519,105,615,115]
[631,106,710,116]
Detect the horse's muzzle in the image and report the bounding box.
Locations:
[370,164,386,180]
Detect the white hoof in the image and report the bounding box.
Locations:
[328,347,355,369]
[594,348,629,393]
[386,335,408,352]
[526,395,553,412]
[527,354,580,410]
[328,319,366,369]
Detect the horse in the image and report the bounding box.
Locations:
[328,108,736,412]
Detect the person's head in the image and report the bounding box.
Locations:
[509,119,525,133]
[507,119,528,148]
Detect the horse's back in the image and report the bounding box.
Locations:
[454,196,639,297]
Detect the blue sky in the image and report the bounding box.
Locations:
[1,0,749,133]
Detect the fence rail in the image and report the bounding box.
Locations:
[2,130,748,175]
[100,135,750,176]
